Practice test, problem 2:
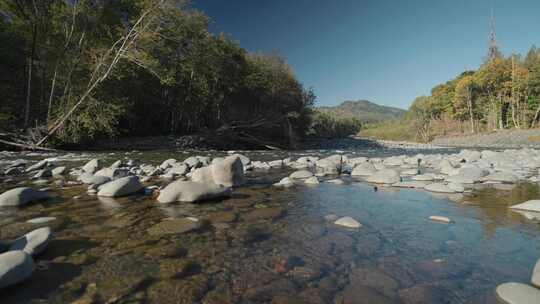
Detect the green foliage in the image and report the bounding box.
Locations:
[0,0,315,148]
[365,45,540,142]
[360,120,416,142]
[308,111,362,138]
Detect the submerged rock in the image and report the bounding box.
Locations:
[97,176,143,197]
[147,218,201,235]
[0,187,49,207]
[157,181,231,203]
[510,200,540,213]
[0,250,34,289]
[495,282,540,304]
[334,216,361,228]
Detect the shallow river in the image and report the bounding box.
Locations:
[1,148,539,303]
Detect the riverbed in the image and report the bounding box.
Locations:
[0,148,539,303]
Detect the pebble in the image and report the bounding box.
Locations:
[334,216,361,228]
[429,216,452,224]
[26,217,57,224]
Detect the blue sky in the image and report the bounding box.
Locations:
[193,0,540,109]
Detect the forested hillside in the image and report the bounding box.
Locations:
[0,0,319,149]
[318,100,405,123]
[362,47,540,142]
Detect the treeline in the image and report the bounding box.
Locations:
[307,111,362,138]
[362,47,540,142]
[0,0,323,149]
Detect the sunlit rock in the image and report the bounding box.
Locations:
[157,181,231,203]
[0,187,49,207]
[366,169,400,184]
[495,282,540,304]
[97,176,143,197]
[0,251,34,289]
[334,216,361,228]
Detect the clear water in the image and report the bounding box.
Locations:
[0,149,539,303]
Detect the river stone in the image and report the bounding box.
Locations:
[447,182,464,193]
[412,174,434,181]
[26,160,48,172]
[366,169,400,184]
[496,282,540,304]
[482,171,519,183]
[191,167,214,184]
[167,164,189,176]
[290,170,314,179]
[4,167,23,175]
[80,173,111,185]
[343,285,393,304]
[0,187,49,207]
[334,216,361,228]
[274,177,294,187]
[0,250,34,289]
[94,167,130,179]
[82,159,101,174]
[304,176,319,184]
[32,169,52,179]
[147,218,201,235]
[424,183,455,193]
[510,200,540,213]
[157,181,231,203]
[159,158,177,169]
[26,217,56,224]
[429,216,452,224]
[9,227,53,256]
[183,156,202,168]
[326,178,345,185]
[51,166,66,176]
[211,155,244,187]
[97,176,143,197]
[532,258,540,288]
[392,181,428,189]
[351,162,376,176]
[243,207,284,221]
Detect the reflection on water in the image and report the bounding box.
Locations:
[0,152,539,303]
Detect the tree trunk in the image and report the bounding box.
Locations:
[24,24,37,129]
[467,87,474,133]
[47,65,58,122]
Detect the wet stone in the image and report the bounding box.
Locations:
[147,218,201,235]
[348,267,400,299]
[398,284,446,304]
[206,210,238,223]
[146,275,210,304]
[243,207,284,221]
[144,243,187,258]
[342,285,395,304]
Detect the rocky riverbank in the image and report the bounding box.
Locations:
[431,129,540,149]
[1,148,540,302]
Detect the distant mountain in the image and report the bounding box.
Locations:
[317,100,406,123]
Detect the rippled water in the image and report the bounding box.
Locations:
[1,149,539,303]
